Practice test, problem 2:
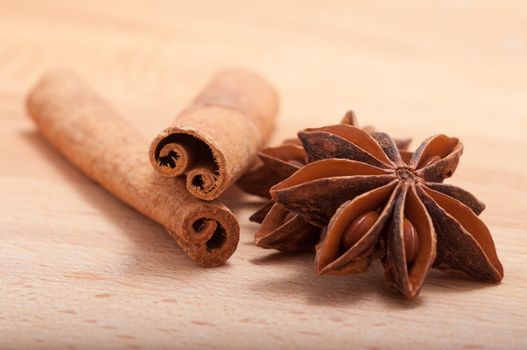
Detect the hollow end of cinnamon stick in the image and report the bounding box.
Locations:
[26,69,240,267]
[169,203,240,267]
[149,125,227,200]
[149,68,279,201]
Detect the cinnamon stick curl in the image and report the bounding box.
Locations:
[149,69,279,200]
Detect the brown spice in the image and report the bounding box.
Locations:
[26,70,239,267]
[149,69,279,201]
[238,111,410,253]
[270,124,503,298]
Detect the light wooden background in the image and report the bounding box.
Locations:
[1,1,526,349]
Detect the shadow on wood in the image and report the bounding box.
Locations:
[249,249,497,307]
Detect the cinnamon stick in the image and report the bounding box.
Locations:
[26,70,239,267]
[149,69,279,200]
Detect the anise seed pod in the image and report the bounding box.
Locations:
[237,112,411,253]
[237,140,319,252]
[270,124,503,298]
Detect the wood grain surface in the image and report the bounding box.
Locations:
[1,1,526,349]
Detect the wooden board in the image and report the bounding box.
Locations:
[1,0,526,348]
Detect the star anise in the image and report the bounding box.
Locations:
[237,111,410,252]
[238,139,320,251]
[270,124,504,298]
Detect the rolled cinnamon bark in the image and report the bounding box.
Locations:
[26,70,239,267]
[149,69,279,200]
